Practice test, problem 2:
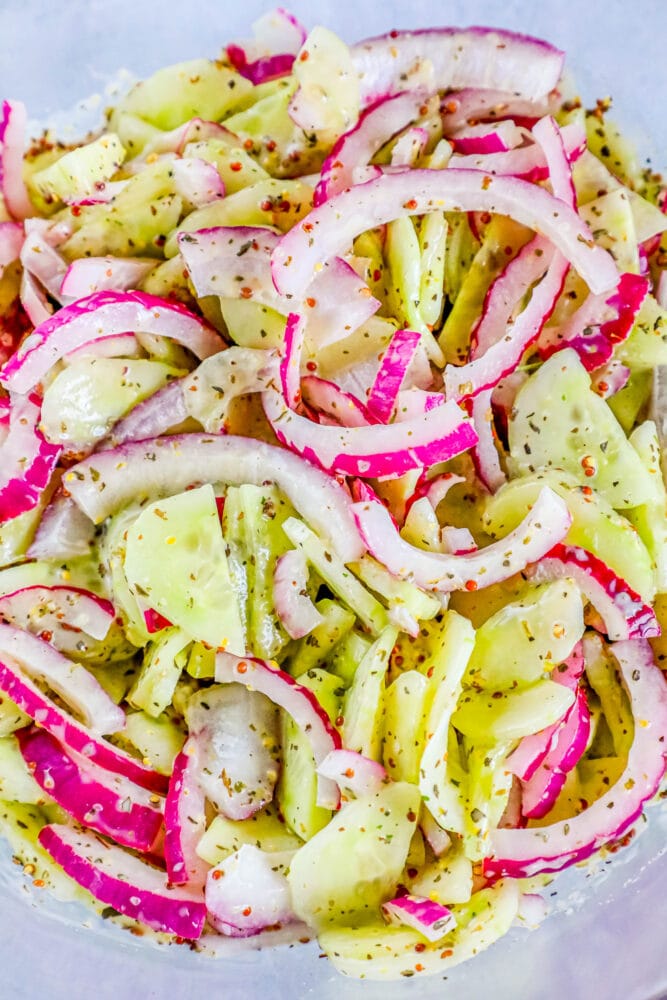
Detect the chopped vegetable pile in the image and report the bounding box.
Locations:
[0,7,666,982]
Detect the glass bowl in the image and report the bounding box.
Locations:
[1,1,666,997]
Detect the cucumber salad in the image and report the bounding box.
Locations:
[0,7,666,981]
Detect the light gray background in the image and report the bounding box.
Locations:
[1,2,666,998]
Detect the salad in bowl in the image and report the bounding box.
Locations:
[0,6,665,982]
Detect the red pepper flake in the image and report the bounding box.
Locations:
[481,175,493,190]
[582,485,593,496]
[260,200,273,212]
[240,287,253,299]
[596,381,609,395]
[581,455,596,477]
[212,869,224,880]
[335,715,344,727]
[465,579,478,591]
[305,296,317,308]
[414,942,426,953]
[39,630,53,642]
[33,878,46,888]
[415,964,425,972]
[242,906,252,916]
[403,199,418,210]
[444,100,458,114]
[266,139,277,152]
[229,162,243,172]
[343,768,355,778]
[306,361,317,372]
[70,205,82,217]
[440,949,454,959]
[243,139,254,151]
[302,222,314,233]
[373,268,382,282]
[426,666,434,678]
[237,661,248,674]
[299,50,309,61]
[407,810,417,822]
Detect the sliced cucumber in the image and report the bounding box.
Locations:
[342,627,398,760]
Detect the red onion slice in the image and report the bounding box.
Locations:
[316,748,387,799]
[382,894,456,942]
[205,845,295,937]
[301,375,373,428]
[451,121,524,154]
[60,256,156,298]
[470,389,505,493]
[172,156,226,208]
[39,824,206,938]
[271,169,619,302]
[351,28,564,106]
[366,329,421,423]
[215,651,341,810]
[0,584,115,646]
[273,549,323,639]
[0,393,61,524]
[449,121,584,181]
[530,543,659,641]
[0,220,23,273]
[0,656,166,792]
[1,290,222,395]
[27,494,96,560]
[280,312,306,408]
[520,687,591,820]
[186,686,280,822]
[105,377,188,447]
[164,739,209,888]
[18,727,163,852]
[441,88,554,131]
[315,90,432,205]
[0,622,124,735]
[352,486,571,592]
[63,433,364,563]
[263,385,477,479]
[486,639,667,877]
[0,100,33,220]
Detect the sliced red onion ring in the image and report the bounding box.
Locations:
[382,894,456,942]
[63,433,364,563]
[171,156,226,207]
[301,375,373,428]
[20,218,70,306]
[179,227,379,347]
[18,727,163,852]
[106,377,188,446]
[449,121,584,181]
[227,5,306,82]
[314,90,432,205]
[215,651,341,810]
[420,809,452,857]
[0,585,115,648]
[271,169,618,302]
[227,49,295,85]
[352,486,571,592]
[186,686,280,822]
[60,256,156,298]
[530,543,659,641]
[64,179,128,207]
[39,824,206,938]
[450,121,524,154]
[444,247,567,401]
[486,639,667,877]
[1,290,222,395]
[164,739,209,888]
[389,127,429,167]
[507,643,584,783]
[205,845,295,937]
[316,748,387,799]
[538,272,649,371]
[280,312,306,408]
[366,329,421,423]
[263,386,477,479]
[532,115,576,205]
[0,221,23,274]
[27,494,96,560]
[0,393,61,524]
[351,28,564,106]
[0,622,123,734]
[65,332,142,362]
[273,549,323,639]
[441,88,554,131]
[393,389,444,423]
[0,656,165,792]
[520,687,591,820]
[0,100,33,220]
[140,119,238,159]
[657,270,667,311]
[470,389,505,493]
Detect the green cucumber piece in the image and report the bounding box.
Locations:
[128,627,190,718]
[121,709,186,775]
[509,349,660,510]
[124,484,244,652]
[183,138,268,193]
[407,841,474,905]
[0,737,47,804]
[287,781,420,929]
[342,627,398,759]
[277,668,342,841]
[196,805,302,865]
[382,669,428,783]
[288,598,355,677]
[326,629,371,686]
[32,134,125,204]
[452,680,575,743]
[464,581,584,689]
